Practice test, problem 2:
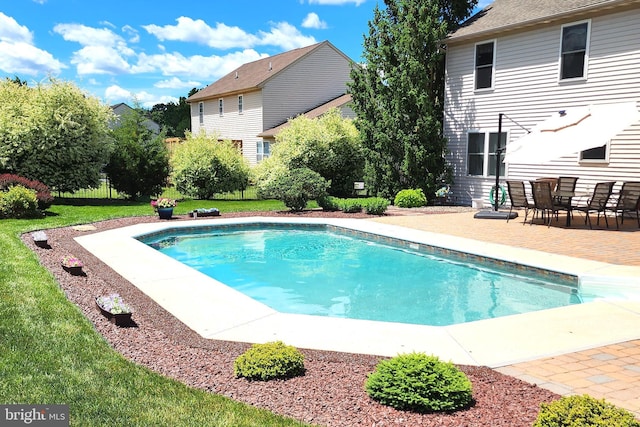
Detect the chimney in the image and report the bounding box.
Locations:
[269,62,272,71]
[235,71,238,79]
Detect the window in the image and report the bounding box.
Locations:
[560,21,590,80]
[238,95,243,114]
[256,140,271,162]
[580,144,608,162]
[218,98,224,116]
[198,102,204,124]
[474,41,495,90]
[467,131,507,177]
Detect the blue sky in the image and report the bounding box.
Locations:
[0,0,490,108]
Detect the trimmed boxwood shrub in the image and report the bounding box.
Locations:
[533,395,640,427]
[394,189,426,208]
[234,341,305,381]
[0,185,40,218]
[365,353,473,413]
[338,198,363,213]
[0,174,54,209]
[363,197,389,215]
[317,195,340,211]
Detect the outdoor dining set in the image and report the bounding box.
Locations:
[505,177,640,229]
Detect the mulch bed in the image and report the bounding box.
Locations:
[23,209,558,426]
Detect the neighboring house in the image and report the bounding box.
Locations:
[444,0,640,206]
[110,103,161,135]
[187,40,354,166]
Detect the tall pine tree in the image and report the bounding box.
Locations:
[349,0,476,199]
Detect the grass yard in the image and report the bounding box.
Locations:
[0,199,313,427]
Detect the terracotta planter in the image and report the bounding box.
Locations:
[157,207,173,219]
[95,299,132,327]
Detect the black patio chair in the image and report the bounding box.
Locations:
[607,181,640,229]
[530,181,569,226]
[506,180,531,224]
[572,181,616,229]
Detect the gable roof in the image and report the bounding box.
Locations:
[257,93,353,138]
[448,0,640,43]
[187,41,346,102]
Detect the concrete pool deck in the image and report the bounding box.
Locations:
[75,215,640,369]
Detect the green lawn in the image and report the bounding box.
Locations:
[0,199,313,427]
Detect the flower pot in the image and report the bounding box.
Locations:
[62,265,83,275]
[157,207,173,219]
[95,299,132,327]
[34,239,49,248]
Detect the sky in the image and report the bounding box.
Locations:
[0,0,491,108]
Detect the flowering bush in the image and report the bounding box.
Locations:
[61,255,83,268]
[0,174,54,210]
[96,293,132,314]
[151,198,177,209]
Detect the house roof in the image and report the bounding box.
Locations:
[257,93,353,138]
[187,41,342,102]
[448,0,640,43]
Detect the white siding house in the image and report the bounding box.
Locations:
[187,41,354,166]
[444,0,640,206]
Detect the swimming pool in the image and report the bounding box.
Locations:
[139,223,580,326]
[74,217,640,365]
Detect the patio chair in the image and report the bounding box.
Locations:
[607,181,640,229]
[506,180,531,224]
[572,181,616,229]
[529,181,569,226]
[554,176,578,206]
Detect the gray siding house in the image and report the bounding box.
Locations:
[444,0,640,206]
[187,41,354,166]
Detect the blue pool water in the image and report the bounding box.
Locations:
[142,225,581,326]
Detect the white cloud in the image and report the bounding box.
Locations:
[302,13,328,29]
[154,76,201,89]
[143,17,259,49]
[308,0,366,5]
[54,23,136,75]
[104,84,178,108]
[0,12,33,43]
[122,25,140,44]
[0,40,66,76]
[0,13,65,75]
[258,22,317,51]
[132,49,267,80]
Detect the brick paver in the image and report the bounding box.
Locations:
[373,208,640,417]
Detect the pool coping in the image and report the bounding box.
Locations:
[75,217,640,367]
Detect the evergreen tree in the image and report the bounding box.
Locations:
[349,0,476,199]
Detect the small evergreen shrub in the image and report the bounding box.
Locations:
[338,198,363,213]
[394,189,427,208]
[533,395,640,427]
[0,174,54,209]
[258,167,329,212]
[234,341,305,381]
[365,353,473,413]
[363,197,389,215]
[0,185,40,218]
[317,195,340,211]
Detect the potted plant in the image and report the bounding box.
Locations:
[151,198,177,219]
[95,293,133,326]
[31,231,49,248]
[61,255,84,275]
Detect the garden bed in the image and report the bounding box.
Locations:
[25,209,557,427]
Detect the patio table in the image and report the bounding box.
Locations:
[553,191,590,226]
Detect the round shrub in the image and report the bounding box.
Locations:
[364,197,390,215]
[257,167,329,212]
[394,188,427,208]
[365,353,473,413]
[317,195,340,211]
[0,174,54,209]
[234,341,305,381]
[0,185,40,219]
[533,394,640,427]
